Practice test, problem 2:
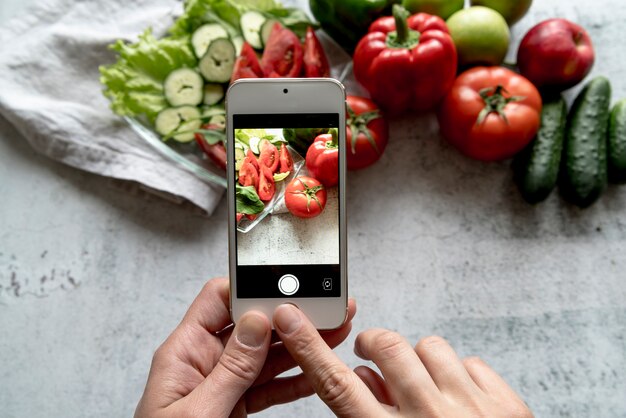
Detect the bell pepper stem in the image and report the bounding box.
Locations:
[393,5,410,44]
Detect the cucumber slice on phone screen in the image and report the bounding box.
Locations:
[191,23,229,58]
[240,11,266,49]
[155,106,202,142]
[163,68,203,106]
[199,38,236,83]
[203,83,224,105]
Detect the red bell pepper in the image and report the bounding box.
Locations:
[353,5,457,114]
[305,130,339,187]
[303,27,330,77]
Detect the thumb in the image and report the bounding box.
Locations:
[186,311,271,417]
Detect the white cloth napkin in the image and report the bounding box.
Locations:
[0,0,225,214]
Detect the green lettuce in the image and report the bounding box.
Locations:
[99,29,196,121]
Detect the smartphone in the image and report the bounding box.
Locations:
[226,78,347,329]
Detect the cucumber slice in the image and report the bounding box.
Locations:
[163,68,203,107]
[235,146,246,171]
[202,105,225,118]
[249,136,261,154]
[260,19,280,48]
[154,106,202,143]
[209,114,226,130]
[199,38,236,83]
[203,83,224,105]
[191,23,229,58]
[232,36,244,56]
[240,11,266,50]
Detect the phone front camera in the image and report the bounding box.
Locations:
[283,88,288,94]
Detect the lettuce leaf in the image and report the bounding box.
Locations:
[236,184,265,215]
[99,29,196,121]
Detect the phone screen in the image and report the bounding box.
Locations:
[232,112,341,299]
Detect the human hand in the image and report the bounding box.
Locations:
[135,278,356,418]
[274,304,533,418]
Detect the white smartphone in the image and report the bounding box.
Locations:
[226,78,348,329]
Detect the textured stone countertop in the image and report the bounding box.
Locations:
[1,1,626,417]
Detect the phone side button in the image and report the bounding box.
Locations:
[278,274,299,296]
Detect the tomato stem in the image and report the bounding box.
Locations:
[290,178,324,212]
[346,103,382,155]
[477,85,525,125]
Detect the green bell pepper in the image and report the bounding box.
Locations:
[309,0,399,53]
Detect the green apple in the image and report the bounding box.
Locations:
[471,0,533,25]
[446,6,510,67]
[401,0,464,20]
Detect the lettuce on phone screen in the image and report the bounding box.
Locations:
[233,113,340,298]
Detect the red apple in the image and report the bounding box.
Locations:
[517,19,594,92]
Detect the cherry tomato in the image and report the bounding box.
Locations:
[279,143,293,173]
[238,161,259,189]
[437,66,542,161]
[258,140,280,172]
[345,95,389,170]
[258,166,276,202]
[230,42,263,82]
[306,132,338,187]
[303,26,330,77]
[261,23,303,77]
[285,176,327,218]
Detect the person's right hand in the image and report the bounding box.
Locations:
[274,304,533,418]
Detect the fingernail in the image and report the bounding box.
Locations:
[236,314,268,348]
[274,304,301,334]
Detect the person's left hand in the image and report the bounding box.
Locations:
[135,277,356,418]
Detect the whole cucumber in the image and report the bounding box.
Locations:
[608,99,626,183]
[560,76,611,208]
[513,96,567,204]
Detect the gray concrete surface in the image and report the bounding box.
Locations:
[2,1,626,417]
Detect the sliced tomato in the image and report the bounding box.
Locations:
[244,149,259,171]
[194,127,227,171]
[236,213,244,223]
[246,214,257,221]
[238,161,259,189]
[261,23,303,78]
[231,42,263,83]
[258,166,276,202]
[258,140,280,172]
[279,143,293,173]
[303,26,330,77]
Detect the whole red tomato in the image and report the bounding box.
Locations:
[437,66,542,161]
[346,96,388,170]
[306,131,339,187]
[353,5,457,114]
[285,176,327,218]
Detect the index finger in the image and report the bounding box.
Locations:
[180,277,232,333]
[273,304,385,418]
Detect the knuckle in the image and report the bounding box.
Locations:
[416,335,448,352]
[372,330,406,359]
[462,356,484,368]
[218,347,259,382]
[316,365,359,410]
